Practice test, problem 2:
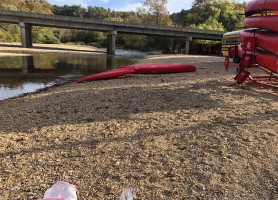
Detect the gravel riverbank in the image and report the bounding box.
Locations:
[0,52,278,199]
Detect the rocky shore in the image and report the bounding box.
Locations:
[0,51,278,199]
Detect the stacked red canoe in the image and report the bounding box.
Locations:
[242,0,278,73]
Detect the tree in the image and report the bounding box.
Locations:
[181,0,245,31]
[52,5,86,17]
[192,0,212,7]
[138,0,172,25]
[21,0,53,14]
[0,4,20,42]
[83,6,110,19]
[170,9,190,27]
[218,0,245,31]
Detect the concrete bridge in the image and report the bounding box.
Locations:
[0,10,224,54]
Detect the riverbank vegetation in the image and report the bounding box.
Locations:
[0,0,246,51]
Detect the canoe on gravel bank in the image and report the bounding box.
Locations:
[77,63,196,82]
[119,63,196,74]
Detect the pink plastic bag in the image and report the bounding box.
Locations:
[119,188,133,200]
[38,181,77,200]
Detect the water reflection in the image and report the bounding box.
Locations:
[0,54,136,100]
[0,82,53,100]
[22,56,34,74]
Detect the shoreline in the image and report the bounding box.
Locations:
[0,42,155,57]
[0,42,149,101]
[0,42,106,56]
[0,78,75,102]
[0,45,278,199]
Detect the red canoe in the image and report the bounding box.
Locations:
[124,63,196,74]
[255,49,278,72]
[238,45,244,57]
[238,47,278,72]
[76,68,136,82]
[245,0,278,16]
[244,16,278,32]
[239,30,278,55]
[77,63,196,82]
[238,45,278,72]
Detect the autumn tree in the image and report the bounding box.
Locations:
[0,0,52,14]
[138,0,172,25]
[20,0,52,14]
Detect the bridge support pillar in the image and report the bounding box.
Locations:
[172,38,182,54]
[177,40,182,54]
[19,22,32,48]
[173,37,192,54]
[107,31,117,54]
[172,40,176,54]
[184,37,192,54]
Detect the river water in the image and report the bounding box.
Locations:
[0,51,145,101]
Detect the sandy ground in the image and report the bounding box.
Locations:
[0,44,278,199]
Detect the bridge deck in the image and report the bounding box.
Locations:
[0,10,224,40]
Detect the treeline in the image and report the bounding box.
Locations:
[0,0,246,51]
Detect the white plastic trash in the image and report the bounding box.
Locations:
[39,181,77,200]
[119,188,133,200]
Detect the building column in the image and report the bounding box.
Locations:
[184,37,192,54]
[19,22,32,48]
[107,30,117,54]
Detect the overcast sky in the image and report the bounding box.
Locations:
[47,0,251,14]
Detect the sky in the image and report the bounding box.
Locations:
[47,0,251,14]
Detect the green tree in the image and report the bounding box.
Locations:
[105,16,124,22]
[192,0,212,7]
[218,0,245,31]
[138,0,172,25]
[183,0,245,31]
[170,9,189,27]
[52,5,86,17]
[0,4,18,11]
[83,6,110,19]
[0,4,20,42]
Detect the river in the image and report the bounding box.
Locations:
[0,50,147,101]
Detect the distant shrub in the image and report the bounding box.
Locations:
[0,29,5,42]
[75,41,86,45]
[65,42,76,45]
[43,33,61,44]
[0,4,18,11]
[32,32,44,43]
[87,42,103,48]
